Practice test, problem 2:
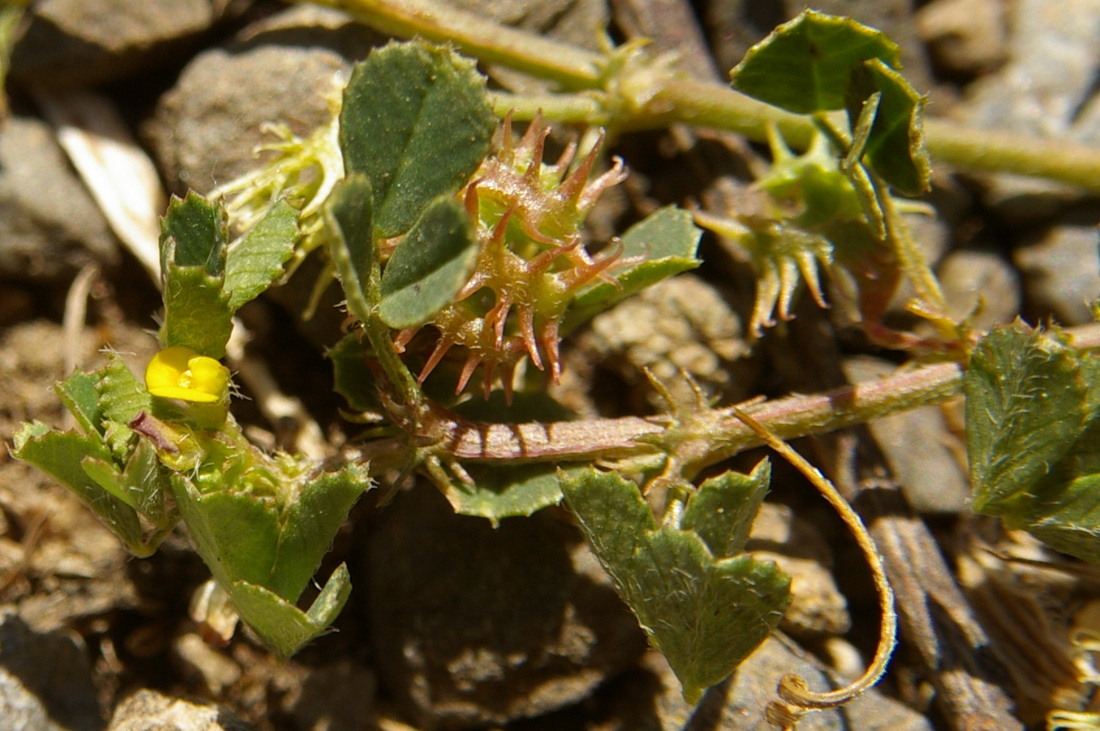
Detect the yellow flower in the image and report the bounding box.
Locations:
[145,346,229,403]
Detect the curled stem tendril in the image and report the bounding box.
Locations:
[730,408,897,727]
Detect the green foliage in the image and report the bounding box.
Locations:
[845,60,929,196]
[159,193,233,358]
[13,419,154,556]
[160,192,297,359]
[564,205,702,331]
[562,464,790,704]
[324,174,376,325]
[12,355,175,557]
[440,463,578,526]
[26,14,1084,715]
[170,459,369,658]
[730,10,929,199]
[225,200,299,311]
[339,40,496,238]
[721,9,939,348]
[378,196,478,328]
[729,10,901,115]
[966,323,1100,562]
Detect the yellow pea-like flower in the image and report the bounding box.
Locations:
[145,346,229,404]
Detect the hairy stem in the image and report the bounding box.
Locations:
[352,322,1100,474]
[302,0,1100,191]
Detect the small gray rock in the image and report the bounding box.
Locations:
[1014,218,1100,325]
[959,0,1100,220]
[937,248,1021,330]
[964,0,1100,140]
[0,664,54,731]
[748,503,851,638]
[0,115,118,281]
[916,0,1008,77]
[603,639,931,730]
[580,275,756,411]
[364,482,647,728]
[0,608,102,731]
[107,689,254,731]
[11,0,238,87]
[843,356,971,514]
[148,44,348,195]
[147,6,380,196]
[274,659,378,731]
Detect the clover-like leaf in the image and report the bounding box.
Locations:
[562,468,790,704]
[95,354,152,427]
[729,9,901,115]
[55,369,104,436]
[328,333,379,412]
[682,460,771,558]
[630,529,791,704]
[340,40,495,238]
[226,564,353,660]
[966,324,1087,515]
[966,323,1100,562]
[378,196,478,329]
[1026,472,1100,563]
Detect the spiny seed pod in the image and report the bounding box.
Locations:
[394,114,630,399]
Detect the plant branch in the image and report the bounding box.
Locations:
[303,0,600,88]
[351,322,1100,474]
[301,0,1100,191]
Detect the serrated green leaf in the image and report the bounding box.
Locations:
[225,199,299,312]
[561,469,655,572]
[965,324,1087,514]
[845,59,929,196]
[171,482,281,592]
[81,440,171,523]
[562,467,790,703]
[379,196,477,328]
[13,424,151,556]
[171,461,368,656]
[443,463,579,525]
[81,456,136,509]
[564,206,702,332]
[324,174,375,324]
[729,9,901,115]
[627,530,790,705]
[161,266,233,359]
[268,464,370,601]
[1025,472,1100,562]
[227,581,320,658]
[682,459,771,558]
[339,41,495,237]
[160,192,227,277]
[227,562,353,659]
[55,370,103,436]
[160,194,233,358]
[97,354,151,426]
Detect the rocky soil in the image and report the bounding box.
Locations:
[1,1,1099,729]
